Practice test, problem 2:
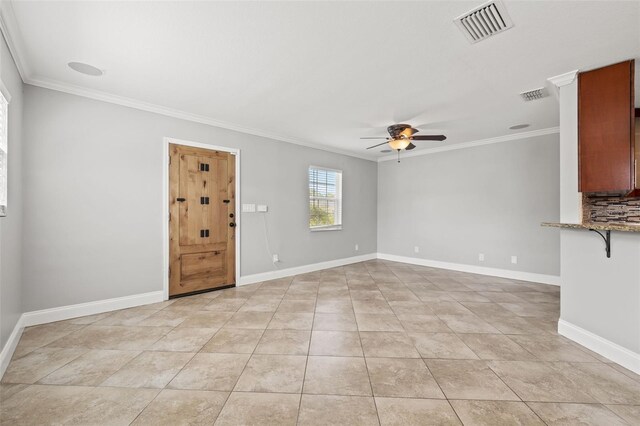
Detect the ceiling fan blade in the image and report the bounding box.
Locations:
[411,135,447,141]
[405,143,416,150]
[366,141,390,150]
[360,137,389,139]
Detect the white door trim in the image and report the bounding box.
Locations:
[162,137,241,300]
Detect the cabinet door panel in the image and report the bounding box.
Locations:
[578,60,634,193]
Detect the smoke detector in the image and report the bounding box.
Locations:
[454,1,514,43]
[520,88,548,102]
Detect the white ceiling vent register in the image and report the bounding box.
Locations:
[520,88,548,101]
[454,1,514,43]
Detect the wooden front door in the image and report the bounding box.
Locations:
[169,144,236,297]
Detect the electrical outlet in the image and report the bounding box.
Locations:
[272,254,279,263]
[478,253,485,262]
[414,246,420,254]
[511,255,518,264]
[355,244,359,251]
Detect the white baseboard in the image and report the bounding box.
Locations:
[0,315,25,379]
[21,291,165,327]
[376,253,561,286]
[558,319,640,375]
[238,253,378,286]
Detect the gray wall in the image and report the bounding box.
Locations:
[377,134,560,276]
[0,34,24,349]
[22,86,377,312]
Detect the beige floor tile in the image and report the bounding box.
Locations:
[366,357,444,398]
[450,400,545,425]
[64,312,115,325]
[388,301,434,316]
[238,297,281,312]
[606,404,640,424]
[355,313,404,331]
[47,325,173,350]
[297,394,378,425]
[101,351,194,388]
[131,389,228,425]
[352,299,394,314]
[398,314,451,332]
[508,335,599,362]
[309,330,363,356]
[176,311,233,328]
[527,402,628,425]
[2,347,87,384]
[375,397,461,425]
[16,322,86,348]
[426,359,519,400]
[200,328,264,353]
[93,308,157,326]
[315,299,353,314]
[360,331,420,358]
[168,353,250,391]
[136,309,189,327]
[303,356,372,396]
[67,386,160,425]
[549,362,640,404]
[313,313,358,331]
[276,299,316,313]
[488,361,598,403]
[267,312,314,330]
[408,332,479,359]
[234,354,307,393]
[254,329,310,355]
[203,298,247,312]
[38,349,140,386]
[0,383,28,401]
[150,327,218,352]
[0,384,98,424]
[226,311,273,329]
[437,314,502,334]
[458,334,537,360]
[214,392,300,426]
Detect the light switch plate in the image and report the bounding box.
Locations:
[242,204,256,213]
[257,204,268,212]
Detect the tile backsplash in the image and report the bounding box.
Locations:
[583,195,640,224]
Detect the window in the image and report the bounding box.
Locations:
[0,89,7,217]
[309,166,342,231]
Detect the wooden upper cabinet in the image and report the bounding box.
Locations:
[578,60,635,193]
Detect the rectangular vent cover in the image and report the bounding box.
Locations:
[454,1,514,43]
[520,88,548,102]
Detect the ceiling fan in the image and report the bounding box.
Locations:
[361,124,446,162]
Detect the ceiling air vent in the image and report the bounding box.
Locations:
[520,88,548,101]
[454,1,514,43]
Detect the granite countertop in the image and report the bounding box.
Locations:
[541,222,640,233]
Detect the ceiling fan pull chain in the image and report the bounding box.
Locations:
[397,149,401,163]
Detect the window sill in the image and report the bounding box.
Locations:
[310,226,342,232]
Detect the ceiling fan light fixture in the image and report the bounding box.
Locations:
[388,138,411,150]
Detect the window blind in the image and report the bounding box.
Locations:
[308,166,342,230]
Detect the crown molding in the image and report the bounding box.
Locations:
[377,127,560,163]
[27,76,377,162]
[0,0,29,80]
[548,70,579,88]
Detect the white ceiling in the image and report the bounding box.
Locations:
[3,1,639,160]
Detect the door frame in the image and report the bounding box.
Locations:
[162,137,241,300]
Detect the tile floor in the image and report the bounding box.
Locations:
[1,260,639,425]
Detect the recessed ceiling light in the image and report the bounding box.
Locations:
[509,124,530,130]
[380,149,392,153]
[68,62,104,76]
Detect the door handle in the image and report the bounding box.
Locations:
[176,198,186,202]
[229,222,236,228]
